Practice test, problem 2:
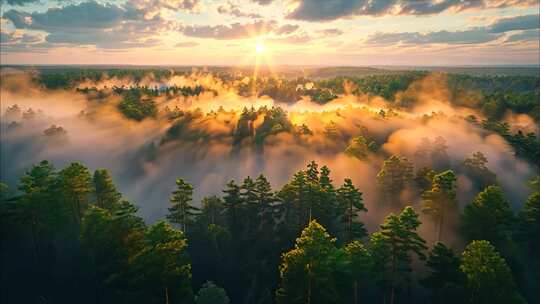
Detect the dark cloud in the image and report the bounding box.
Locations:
[217,1,262,18]
[251,0,273,5]
[286,0,538,22]
[182,20,299,39]
[505,29,540,42]
[274,24,300,35]
[0,0,39,5]
[488,14,540,33]
[4,2,125,30]
[317,28,344,37]
[1,0,185,49]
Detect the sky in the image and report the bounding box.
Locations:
[0,0,539,66]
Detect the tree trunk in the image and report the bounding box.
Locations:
[390,245,396,304]
[349,202,353,242]
[30,219,40,265]
[438,202,445,242]
[307,263,312,304]
[353,281,358,304]
[90,251,102,304]
[165,287,170,304]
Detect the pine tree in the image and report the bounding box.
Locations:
[460,240,524,304]
[337,178,367,242]
[10,161,64,262]
[344,241,373,304]
[376,155,413,205]
[421,242,466,304]
[461,185,514,253]
[93,169,121,210]
[199,195,224,226]
[370,206,427,304]
[279,170,310,233]
[517,191,540,257]
[254,174,276,231]
[129,221,193,303]
[223,180,243,236]
[462,152,497,190]
[431,136,450,170]
[59,162,94,224]
[421,170,457,242]
[306,161,319,183]
[276,220,348,304]
[167,178,199,232]
[241,176,258,235]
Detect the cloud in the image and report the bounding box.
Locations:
[365,14,539,46]
[182,20,299,39]
[505,29,540,42]
[366,29,502,45]
[1,0,185,49]
[251,0,273,5]
[217,1,262,18]
[286,0,538,22]
[0,0,38,5]
[0,22,52,53]
[488,14,540,33]
[317,28,344,37]
[274,24,300,35]
[270,33,312,44]
[175,41,199,47]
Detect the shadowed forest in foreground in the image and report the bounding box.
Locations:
[1,159,539,304]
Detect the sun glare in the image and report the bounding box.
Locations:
[255,41,266,54]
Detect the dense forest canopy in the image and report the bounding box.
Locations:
[0,66,539,303]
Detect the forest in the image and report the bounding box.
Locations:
[0,66,539,304]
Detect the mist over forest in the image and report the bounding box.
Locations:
[1,66,539,304]
[2,67,538,220]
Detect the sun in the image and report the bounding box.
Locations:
[255,41,266,54]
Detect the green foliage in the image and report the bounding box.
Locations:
[421,170,458,241]
[222,180,243,236]
[370,206,427,303]
[129,221,193,303]
[516,179,540,257]
[167,178,199,232]
[344,240,373,303]
[93,169,122,210]
[462,185,514,252]
[422,242,466,304]
[58,162,94,224]
[276,220,349,304]
[460,240,524,304]
[462,152,497,190]
[118,89,157,121]
[344,135,378,160]
[337,178,367,241]
[482,121,540,167]
[414,166,436,193]
[195,281,230,304]
[4,157,539,304]
[376,155,414,203]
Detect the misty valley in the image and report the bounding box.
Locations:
[1,66,539,304]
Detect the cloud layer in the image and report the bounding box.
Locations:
[286,0,538,21]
